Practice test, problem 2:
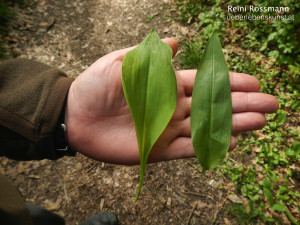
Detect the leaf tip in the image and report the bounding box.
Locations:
[211,30,220,41]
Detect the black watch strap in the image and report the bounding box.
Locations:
[54,109,76,157]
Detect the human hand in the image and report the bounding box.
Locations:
[65,39,278,165]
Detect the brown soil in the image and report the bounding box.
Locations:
[1,0,239,224]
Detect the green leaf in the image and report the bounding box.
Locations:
[263,187,274,206]
[272,203,286,212]
[267,170,280,182]
[291,141,300,155]
[265,217,275,222]
[277,111,287,125]
[272,203,298,224]
[267,32,277,41]
[291,101,300,110]
[268,50,279,59]
[263,177,272,190]
[191,31,232,172]
[122,30,177,202]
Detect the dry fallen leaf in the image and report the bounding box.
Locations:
[228,194,243,204]
[224,217,231,225]
[197,201,208,210]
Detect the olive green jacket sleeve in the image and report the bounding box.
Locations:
[0,58,74,160]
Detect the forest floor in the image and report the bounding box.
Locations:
[1,0,257,224]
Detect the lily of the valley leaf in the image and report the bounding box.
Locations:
[191,31,232,173]
[122,30,177,202]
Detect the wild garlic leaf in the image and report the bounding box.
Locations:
[122,30,177,202]
[191,31,232,173]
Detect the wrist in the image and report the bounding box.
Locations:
[63,82,82,154]
[54,86,77,157]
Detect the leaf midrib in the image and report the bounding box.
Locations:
[207,36,215,167]
[141,43,153,162]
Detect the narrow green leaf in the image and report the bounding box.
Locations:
[122,30,177,202]
[191,31,232,172]
[263,187,274,206]
[285,209,298,225]
[272,200,299,224]
[263,177,273,190]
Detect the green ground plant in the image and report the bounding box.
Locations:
[173,0,299,223]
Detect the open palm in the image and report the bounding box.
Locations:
[65,39,278,165]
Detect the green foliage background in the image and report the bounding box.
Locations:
[174,0,299,223]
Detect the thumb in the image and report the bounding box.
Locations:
[163,38,178,58]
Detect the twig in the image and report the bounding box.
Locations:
[99,198,104,211]
[87,163,98,173]
[46,18,56,32]
[27,179,31,195]
[63,183,68,201]
[211,192,230,224]
[186,201,197,225]
[228,157,238,164]
[200,178,210,185]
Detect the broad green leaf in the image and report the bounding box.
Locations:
[122,30,177,202]
[277,110,287,125]
[291,141,300,156]
[267,170,280,182]
[272,203,286,212]
[191,31,232,172]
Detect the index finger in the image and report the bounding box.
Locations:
[176,70,261,96]
[229,72,260,92]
